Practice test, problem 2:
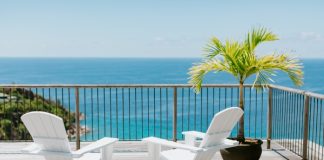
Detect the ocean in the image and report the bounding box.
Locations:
[0,58,323,93]
[0,58,323,140]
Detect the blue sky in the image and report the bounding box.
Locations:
[0,0,323,58]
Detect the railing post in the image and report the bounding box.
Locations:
[302,93,309,160]
[75,87,81,150]
[267,87,273,149]
[173,87,177,142]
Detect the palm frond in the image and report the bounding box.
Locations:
[249,54,304,87]
[245,27,278,53]
[188,59,231,93]
[204,37,225,59]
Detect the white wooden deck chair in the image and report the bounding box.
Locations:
[143,107,243,160]
[21,111,118,160]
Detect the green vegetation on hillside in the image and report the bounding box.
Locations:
[0,88,75,140]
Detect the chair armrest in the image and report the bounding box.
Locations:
[143,137,203,153]
[182,131,206,146]
[182,131,206,139]
[73,137,118,157]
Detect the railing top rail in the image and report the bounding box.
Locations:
[269,84,306,94]
[270,84,324,100]
[0,84,255,88]
[1,83,323,99]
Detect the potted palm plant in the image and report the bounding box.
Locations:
[189,27,303,160]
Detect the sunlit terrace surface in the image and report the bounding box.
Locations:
[1,84,324,160]
[0,141,301,160]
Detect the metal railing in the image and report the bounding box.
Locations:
[0,84,267,145]
[0,84,323,160]
[269,85,324,160]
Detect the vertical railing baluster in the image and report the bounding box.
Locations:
[75,87,80,150]
[261,89,264,138]
[303,93,310,160]
[320,100,323,160]
[42,88,45,111]
[200,88,203,132]
[173,87,177,142]
[109,88,112,137]
[212,88,215,115]
[141,87,144,138]
[311,98,316,160]
[9,88,13,140]
[147,88,150,136]
[255,89,257,138]
[55,88,58,114]
[22,88,26,140]
[104,88,106,136]
[33,88,37,111]
[182,88,184,139]
[218,88,221,112]
[83,88,87,140]
[249,87,251,137]
[154,88,156,136]
[194,91,197,130]
[1,88,3,139]
[128,88,131,140]
[61,88,64,121]
[160,88,162,138]
[224,88,227,108]
[308,97,312,159]
[206,88,209,130]
[236,87,239,135]
[135,88,138,139]
[316,99,320,160]
[29,88,32,111]
[122,88,125,140]
[116,88,118,138]
[267,87,273,149]
[166,88,169,139]
[188,88,190,131]
[91,88,94,140]
[97,88,99,139]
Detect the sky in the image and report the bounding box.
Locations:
[0,0,324,58]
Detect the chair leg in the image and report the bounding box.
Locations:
[148,143,161,160]
[100,145,113,160]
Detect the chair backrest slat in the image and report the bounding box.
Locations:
[199,107,243,148]
[194,107,243,160]
[21,112,71,153]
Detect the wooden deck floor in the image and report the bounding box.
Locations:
[0,141,301,160]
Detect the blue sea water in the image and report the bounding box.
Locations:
[0,58,323,93]
[0,58,323,140]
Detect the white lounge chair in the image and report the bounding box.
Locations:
[21,111,118,160]
[143,107,243,160]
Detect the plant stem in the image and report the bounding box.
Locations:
[237,81,245,141]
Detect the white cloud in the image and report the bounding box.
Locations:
[300,32,323,41]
